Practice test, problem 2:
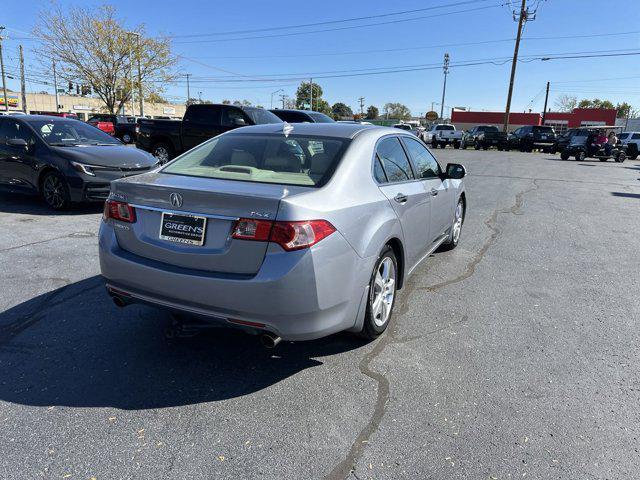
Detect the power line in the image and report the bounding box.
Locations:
[173,3,503,44]
[168,0,496,39]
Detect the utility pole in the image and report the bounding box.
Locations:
[270,88,283,109]
[129,32,144,116]
[127,32,136,116]
[53,60,60,113]
[358,96,365,116]
[309,78,313,111]
[0,27,8,112]
[185,73,191,105]
[279,93,286,109]
[19,45,27,113]
[440,53,450,120]
[503,0,536,132]
[541,81,550,124]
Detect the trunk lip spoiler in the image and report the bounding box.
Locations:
[129,203,240,221]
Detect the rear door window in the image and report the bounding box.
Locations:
[186,105,222,124]
[376,137,414,183]
[632,133,640,140]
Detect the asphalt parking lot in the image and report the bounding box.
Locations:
[1,149,639,479]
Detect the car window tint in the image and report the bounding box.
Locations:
[376,137,414,182]
[632,133,640,140]
[0,120,35,145]
[402,137,441,178]
[187,105,221,124]
[373,156,387,183]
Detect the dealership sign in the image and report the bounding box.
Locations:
[425,111,439,121]
[0,94,19,108]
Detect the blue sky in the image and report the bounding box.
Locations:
[2,0,639,115]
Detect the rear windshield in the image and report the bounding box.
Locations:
[478,126,498,132]
[394,124,412,130]
[243,108,282,125]
[162,133,349,187]
[533,126,555,133]
[436,125,454,131]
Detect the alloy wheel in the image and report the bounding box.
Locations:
[43,174,66,209]
[371,257,396,327]
[153,146,170,164]
[452,201,464,244]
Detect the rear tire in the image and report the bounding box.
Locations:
[615,152,626,163]
[359,246,398,340]
[41,170,71,211]
[560,151,570,160]
[121,133,132,144]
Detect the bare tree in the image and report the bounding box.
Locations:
[34,5,177,113]
[553,94,577,112]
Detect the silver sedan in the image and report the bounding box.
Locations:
[99,122,466,343]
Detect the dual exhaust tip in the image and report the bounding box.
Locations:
[111,294,282,348]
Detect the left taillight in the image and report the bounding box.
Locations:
[103,199,136,223]
[231,218,335,251]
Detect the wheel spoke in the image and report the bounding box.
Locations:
[372,294,383,319]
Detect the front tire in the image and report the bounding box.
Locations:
[359,246,398,340]
[441,198,464,251]
[41,171,71,211]
[560,151,570,160]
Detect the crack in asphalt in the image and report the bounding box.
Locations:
[325,179,540,480]
[0,277,103,347]
[0,231,96,254]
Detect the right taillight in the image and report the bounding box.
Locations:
[232,218,335,251]
[103,199,136,223]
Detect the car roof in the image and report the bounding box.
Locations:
[2,114,81,123]
[230,121,388,139]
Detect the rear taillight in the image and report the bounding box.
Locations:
[232,218,335,251]
[103,199,136,223]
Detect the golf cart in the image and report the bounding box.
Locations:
[559,126,627,163]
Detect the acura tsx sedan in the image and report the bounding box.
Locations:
[99,122,466,343]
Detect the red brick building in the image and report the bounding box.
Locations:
[451,108,617,133]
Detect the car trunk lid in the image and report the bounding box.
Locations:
[109,173,298,275]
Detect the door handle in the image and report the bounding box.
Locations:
[430,188,438,196]
[394,193,408,204]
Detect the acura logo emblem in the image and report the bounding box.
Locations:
[169,193,183,208]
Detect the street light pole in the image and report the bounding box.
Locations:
[53,60,60,113]
[271,88,283,109]
[127,31,136,116]
[129,32,144,117]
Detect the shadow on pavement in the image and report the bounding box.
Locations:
[0,276,365,410]
[0,190,103,216]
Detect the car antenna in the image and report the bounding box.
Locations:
[282,122,294,138]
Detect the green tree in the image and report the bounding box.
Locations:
[34,5,177,114]
[383,102,411,120]
[295,81,331,115]
[331,102,353,119]
[221,99,231,105]
[232,99,252,107]
[366,105,379,119]
[615,102,637,119]
[554,94,577,112]
[577,98,615,109]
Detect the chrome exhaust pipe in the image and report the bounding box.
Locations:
[112,296,127,308]
[260,333,281,349]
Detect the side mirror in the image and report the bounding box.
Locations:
[7,138,28,149]
[232,117,247,126]
[445,163,466,179]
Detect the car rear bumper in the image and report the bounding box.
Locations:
[98,222,374,341]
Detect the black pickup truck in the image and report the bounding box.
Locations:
[461,125,508,150]
[136,104,283,162]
